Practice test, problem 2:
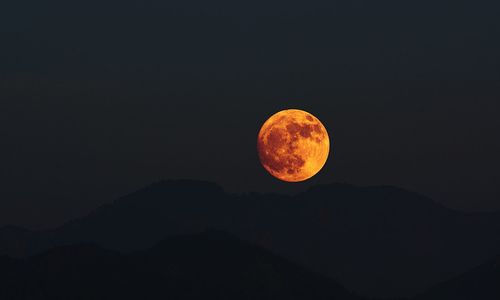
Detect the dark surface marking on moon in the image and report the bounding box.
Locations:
[299,125,313,138]
[258,125,306,174]
[286,121,314,139]
[258,128,287,173]
[267,128,286,150]
[313,124,322,133]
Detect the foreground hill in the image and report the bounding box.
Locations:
[1,180,499,297]
[417,254,500,300]
[0,231,360,300]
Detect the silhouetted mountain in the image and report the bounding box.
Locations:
[0,231,361,300]
[417,254,500,300]
[1,180,500,297]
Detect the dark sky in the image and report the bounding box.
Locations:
[1,0,500,228]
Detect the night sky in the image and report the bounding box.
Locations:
[1,0,500,228]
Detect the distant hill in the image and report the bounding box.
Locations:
[417,254,500,300]
[0,231,361,300]
[1,180,499,297]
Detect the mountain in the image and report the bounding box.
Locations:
[417,254,500,300]
[0,231,361,300]
[1,180,500,297]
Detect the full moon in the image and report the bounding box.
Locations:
[257,109,330,182]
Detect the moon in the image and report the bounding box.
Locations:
[257,109,330,182]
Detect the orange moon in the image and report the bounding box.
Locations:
[257,109,330,182]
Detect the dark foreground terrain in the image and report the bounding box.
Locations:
[1,231,499,300]
[0,231,360,300]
